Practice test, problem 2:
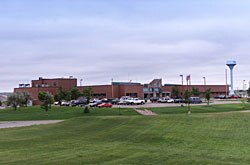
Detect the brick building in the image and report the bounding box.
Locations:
[14,77,77,105]
[14,77,229,105]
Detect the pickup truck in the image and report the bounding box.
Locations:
[125,98,145,105]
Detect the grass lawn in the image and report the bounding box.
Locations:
[1,104,250,164]
[0,106,137,121]
[149,103,250,114]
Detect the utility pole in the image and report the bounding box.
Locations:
[111,78,114,98]
[203,76,206,90]
[80,79,83,86]
[179,74,183,96]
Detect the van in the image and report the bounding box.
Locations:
[189,97,202,104]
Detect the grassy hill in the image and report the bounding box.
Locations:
[1,104,250,164]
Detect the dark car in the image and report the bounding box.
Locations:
[71,97,88,106]
[174,97,184,103]
[189,97,202,104]
[107,98,120,105]
[150,97,159,103]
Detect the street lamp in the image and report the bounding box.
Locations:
[203,77,206,90]
[80,79,83,86]
[179,74,183,96]
[243,80,246,97]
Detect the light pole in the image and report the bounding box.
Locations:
[111,78,114,98]
[203,77,206,90]
[80,79,83,86]
[179,74,183,96]
[243,80,246,97]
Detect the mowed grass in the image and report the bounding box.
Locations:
[149,103,250,114]
[0,106,137,121]
[1,104,250,164]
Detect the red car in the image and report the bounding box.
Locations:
[97,103,113,108]
[229,95,240,99]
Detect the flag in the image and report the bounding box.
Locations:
[186,75,190,81]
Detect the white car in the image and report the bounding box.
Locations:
[125,98,145,105]
[167,98,174,103]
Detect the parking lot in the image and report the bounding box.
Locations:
[112,99,242,108]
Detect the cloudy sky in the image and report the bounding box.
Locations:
[1,0,250,92]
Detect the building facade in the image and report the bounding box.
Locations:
[14,77,229,105]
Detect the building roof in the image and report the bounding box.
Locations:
[164,84,182,86]
[112,82,141,86]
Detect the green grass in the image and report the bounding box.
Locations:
[149,103,250,114]
[0,106,137,121]
[1,104,250,164]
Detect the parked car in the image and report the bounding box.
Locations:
[158,97,174,103]
[189,97,202,104]
[118,96,132,105]
[228,95,240,99]
[54,101,59,105]
[61,100,70,106]
[89,100,102,107]
[214,95,226,99]
[158,98,168,103]
[150,97,159,103]
[174,97,184,103]
[71,97,88,107]
[167,98,174,103]
[97,103,113,108]
[125,98,145,105]
[108,98,120,104]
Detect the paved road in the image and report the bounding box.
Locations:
[113,100,241,108]
[0,120,63,129]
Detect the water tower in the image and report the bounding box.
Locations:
[226,60,237,96]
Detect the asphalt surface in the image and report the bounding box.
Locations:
[113,100,242,108]
[0,120,63,129]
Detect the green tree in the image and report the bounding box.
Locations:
[20,91,32,107]
[83,88,92,104]
[65,91,72,101]
[192,87,200,97]
[54,94,59,102]
[241,97,247,110]
[38,92,54,112]
[171,87,179,98]
[205,88,211,105]
[57,87,67,104]
[7,93,22,110]
[247,87,250,96]
[70,87,81,100]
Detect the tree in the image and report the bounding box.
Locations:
[7,93,22,110]
[171,87,179,98]
[247,87,250,96]
[38,92,54,111]
[70,87,81,100]
[241,97,248,110]
[192,87,200,97]
[83,88,92,104]
[65,91,72,101]
[184,90,191,114]
[205,88,211,105]
[20,92,32,107]
[57,87,67,104]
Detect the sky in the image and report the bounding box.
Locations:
[1,0,250,92]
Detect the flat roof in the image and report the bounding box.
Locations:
[112,82,141,85]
